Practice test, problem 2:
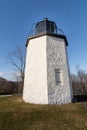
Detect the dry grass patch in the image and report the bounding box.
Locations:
[0,95,87,130]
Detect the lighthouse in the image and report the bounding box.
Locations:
[23,18,73,104]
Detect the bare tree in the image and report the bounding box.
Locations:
[71,74,81,95]
[71,66,87,95]
[8,46,25,93]
[77,68,87,95]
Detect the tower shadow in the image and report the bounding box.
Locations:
[73,95,87,102]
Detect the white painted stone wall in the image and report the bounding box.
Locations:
[47,36,72,104]
[23,34,73,104]
[23,36,48,104]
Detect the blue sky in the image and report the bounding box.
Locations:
[0,0,87,80]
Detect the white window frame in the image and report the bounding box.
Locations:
[55,69,63,85]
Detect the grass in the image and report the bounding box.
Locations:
[0,96,87,130]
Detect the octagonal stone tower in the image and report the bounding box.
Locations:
[23,18,73,104]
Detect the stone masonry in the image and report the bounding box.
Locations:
[47,36,72,104]
[23,34,73,104]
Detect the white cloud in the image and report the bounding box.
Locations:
[0,71,21,81]
[0,72,4,76]
[0,72,13,81]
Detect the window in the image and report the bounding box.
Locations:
[55,69,62,85]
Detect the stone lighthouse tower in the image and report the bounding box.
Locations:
[23,18,73,104]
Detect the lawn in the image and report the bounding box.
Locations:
[0,96,87,130]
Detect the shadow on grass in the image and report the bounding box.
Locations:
[73,95,87,102]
